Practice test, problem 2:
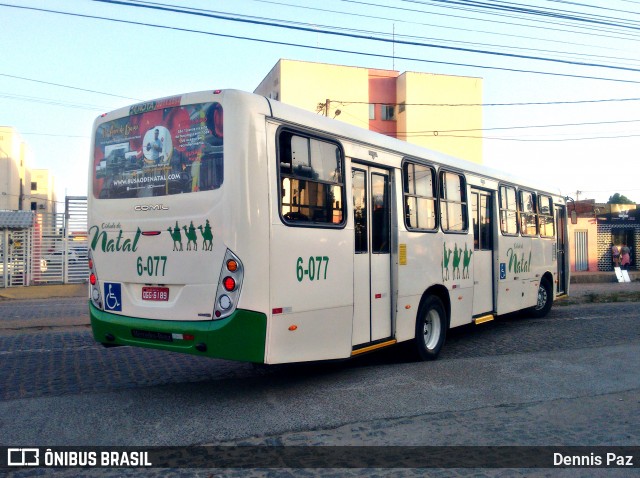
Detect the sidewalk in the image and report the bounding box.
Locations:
[566,280,640,301]
[571,270,640,284]
[0,271,637,301]
[0,283,86,300]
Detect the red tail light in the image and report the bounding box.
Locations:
[223,276,236,292]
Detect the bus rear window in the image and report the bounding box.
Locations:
[93,102,223,199]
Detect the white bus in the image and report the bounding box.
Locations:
[88,89,569,364]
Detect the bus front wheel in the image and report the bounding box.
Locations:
[414,296,447,361]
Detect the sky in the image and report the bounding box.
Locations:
[1,0,640,209]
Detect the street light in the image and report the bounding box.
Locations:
[565,196,578,225]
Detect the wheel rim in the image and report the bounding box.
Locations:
[423,309,441,350]
[535,284,548,310]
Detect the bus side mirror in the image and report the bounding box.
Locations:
[570,210,577,225]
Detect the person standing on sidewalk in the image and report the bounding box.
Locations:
[620,245,631,270]
[611,243,621,268]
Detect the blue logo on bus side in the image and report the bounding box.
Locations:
[104,282,122,311]
[499,263,506,280]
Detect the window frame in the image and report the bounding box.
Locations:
[381,104,396,121]
[439,169,468,234]
[538,193,555,238]
[276,127,347,229]
[499,184,519,237]
[518,189,539,237]
[402,158,438,233]
[471,190,493,251]
[370,172,391,254]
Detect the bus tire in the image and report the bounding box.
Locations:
[414,296,447,361]
[530,278,553,318]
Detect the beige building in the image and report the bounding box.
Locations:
[254,59,483,164]
[30,169,57,214]
[0,127,32,211]
[0,127,55,213]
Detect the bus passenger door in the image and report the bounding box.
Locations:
[352,165,392,346]
[555,205,568,295]
[471,189,494,316]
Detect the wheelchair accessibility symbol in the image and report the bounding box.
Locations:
[499,263,507,280]
[104,282,122,311]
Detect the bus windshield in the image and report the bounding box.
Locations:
[92,101,223,199]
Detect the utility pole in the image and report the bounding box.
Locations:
[324,99,330,117]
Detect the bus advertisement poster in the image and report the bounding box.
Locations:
[92,101,223,199]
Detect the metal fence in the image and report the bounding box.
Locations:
[1,227,30,287]
[0,196,88,287]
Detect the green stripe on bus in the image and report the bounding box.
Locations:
[89,302,267,363]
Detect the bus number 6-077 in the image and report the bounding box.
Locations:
[296,256,329,282]
[137,256,167,277]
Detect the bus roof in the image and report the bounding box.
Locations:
[93,88,564,200]
[261,91,564,200]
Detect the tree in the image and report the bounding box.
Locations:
[607,193,634,204]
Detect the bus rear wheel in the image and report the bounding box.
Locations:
[530,278,553,318]
[414,296,447,361]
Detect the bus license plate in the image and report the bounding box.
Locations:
[142,286,169,301]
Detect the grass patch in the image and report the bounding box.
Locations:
[576,291,640,304]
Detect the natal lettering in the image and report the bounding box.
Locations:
[89,225,141,252]
[506,247,532,273]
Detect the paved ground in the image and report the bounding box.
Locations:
[1,279,638,333]
[1,281,638,477]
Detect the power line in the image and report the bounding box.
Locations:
[0,92,108,111]
[0,73,140,101]
[3,3,639,84]
[400,0,640,34]
[539,0,640,18]
[429,133,640,141]
[338,0,640,43]
[400,118,640,134]
[178,0,640,69]
[335,98,640,106]
[0,130,89,139]
[249,0,636,54]
[94,0,640,75]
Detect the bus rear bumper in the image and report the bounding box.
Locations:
[89,302,267,363]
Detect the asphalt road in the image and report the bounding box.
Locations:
[0,286,639,477]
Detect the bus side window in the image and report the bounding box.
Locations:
[403,161,437,231]
[499,185,518,235]
[278,131,345,226]
[538,194,555,237]
[519,190,538,236]
[439,171,468,232]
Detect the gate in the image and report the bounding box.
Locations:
[1,211,35,287]
[1,197,88,288]
[65,196,89,284]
